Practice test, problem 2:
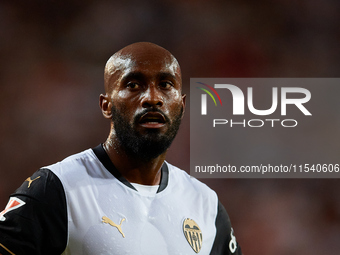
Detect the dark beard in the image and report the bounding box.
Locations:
[111,105,183,162]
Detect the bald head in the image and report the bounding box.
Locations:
[104,42,181,93]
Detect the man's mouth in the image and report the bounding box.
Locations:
[139,112,166,128]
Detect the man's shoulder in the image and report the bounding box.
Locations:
[165,162,217,197]
[45,148,96,173]
[43,147,107,187]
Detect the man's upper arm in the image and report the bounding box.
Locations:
[0,168,67,255]
[210,200,242,255]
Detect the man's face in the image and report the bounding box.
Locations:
[107,47,185,161]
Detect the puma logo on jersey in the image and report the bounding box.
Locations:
[102,216,126,238]
[0,197,26,221]
[25,176,41,188]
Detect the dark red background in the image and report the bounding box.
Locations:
[1,1,339,254]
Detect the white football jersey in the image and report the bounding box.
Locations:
[0,145,241,255]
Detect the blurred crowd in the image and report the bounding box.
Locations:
[0,1,339,254]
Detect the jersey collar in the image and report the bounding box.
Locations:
[92,144,169,193]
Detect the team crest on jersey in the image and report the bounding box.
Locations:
[0,197,25,221]
[183,218,202,253]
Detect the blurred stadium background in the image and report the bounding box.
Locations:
[1,1,340,254]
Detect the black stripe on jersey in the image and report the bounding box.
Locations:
[210,201,242,255]
[157,163,168,193]
[92,144,137,191]
[92,144,169,193]
[0,168,67,255]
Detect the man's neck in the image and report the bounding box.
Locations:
[103,141,166,186]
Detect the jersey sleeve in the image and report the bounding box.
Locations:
[0,168,67,255]
[210,200,242,255]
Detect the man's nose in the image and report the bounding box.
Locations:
[141,86,163,108]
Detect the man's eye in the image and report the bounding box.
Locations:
[160,81,173,89]
[127,83,139,89]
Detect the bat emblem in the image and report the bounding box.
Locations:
[183,218,202,253]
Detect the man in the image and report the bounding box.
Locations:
[0,42,242,254]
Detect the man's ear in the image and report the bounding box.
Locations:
[99,93,112,119]
[181,94,186,118]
